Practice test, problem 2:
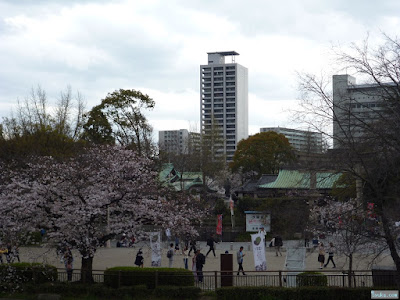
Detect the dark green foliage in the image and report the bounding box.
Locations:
[0,125,85,161]
[214,198,230,216]
[235,196,309,237]
[104,267,194,289]
[154,286,201,299]
[0,263,57,292]
[82,105,115,145]
[23,283,149,299]
[234,232,253,242]
[90,89,155,157]
[296,271,328,287]
[230,131,296,178]
[236,196,259,213]
[216,286,373,300]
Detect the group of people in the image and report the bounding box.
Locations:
[258,227,283,256]
[0,243,20,264]
[318,242,336,269]
[116,234,135,248]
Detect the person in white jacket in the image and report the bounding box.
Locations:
[258,227,267,247]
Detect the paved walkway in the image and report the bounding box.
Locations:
[17,240,395,272]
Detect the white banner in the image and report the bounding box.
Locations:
[251,233,267,271]
[150,232,161,267]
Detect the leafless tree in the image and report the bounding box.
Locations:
[295,34,400,282]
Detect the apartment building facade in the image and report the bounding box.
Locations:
[260,127,323,153]
[332,74,392,148]
[200,51,248,161]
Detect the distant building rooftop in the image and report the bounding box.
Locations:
[207,51,239,56]
[259,169,341,189]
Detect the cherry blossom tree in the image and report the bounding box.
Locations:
[309,198,389,286]
[0,146,204,282]
[296,34,400,281]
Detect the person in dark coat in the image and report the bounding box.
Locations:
[134,249,144,267]
[274,235,283,256]
[206,234,217,257]
[195,250,206,282]
[188,239,197,256]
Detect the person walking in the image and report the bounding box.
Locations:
[206,234,217,258]
[195,250,206,283]
[0,244,7,264]
[134,249,144,267]
[66,256,73,281]
[5,243,12,263]
[63,248,73,281]
[174,236,180,254]
[192,251,198,282]
[274,235,283,256]
[188,239,197,256]
[167,243,174,268]
[324,242,336,268]
[236,246,246,275]
[165,228,171,244]
[182,246,189,269]
[318,242,325,269]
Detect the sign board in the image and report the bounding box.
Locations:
[245,211,271,232]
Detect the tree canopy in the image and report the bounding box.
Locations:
[83,89,155,157]
[230,131,295,177]
[0,86,86,160]
[0,146,204,281]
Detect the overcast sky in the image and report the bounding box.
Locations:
[1,0,399,139]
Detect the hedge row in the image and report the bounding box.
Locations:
[104,267,194,289]
[296,271,328,287]
[0,262,57,289]
[18,283,201,299]
[216,287,374,300]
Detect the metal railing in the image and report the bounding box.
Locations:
[53,269,398,291]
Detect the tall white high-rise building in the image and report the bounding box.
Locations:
[200,51,248,161]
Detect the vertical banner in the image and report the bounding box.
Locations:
[216,214,223,235]
[367,202,376,219]
[251,233,267,271]
[150,232,161,267]
[229,197,235,228]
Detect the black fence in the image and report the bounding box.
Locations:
[54,269,399,291]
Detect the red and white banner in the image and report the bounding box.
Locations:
[216,214,223,235]
[229,197,234,216]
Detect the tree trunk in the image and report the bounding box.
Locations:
[348,253,353,287]
[80,256,94,283]
[381,212,400,287]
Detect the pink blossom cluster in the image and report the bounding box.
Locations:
[0,146,204,260]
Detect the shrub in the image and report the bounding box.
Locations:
[154,286,201,299]
[296,271,327,287]
[234,232,253,242]
[23,283,149,299]
[104,267,194,289]
[0,263,57,284]
[216,286,373,300]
